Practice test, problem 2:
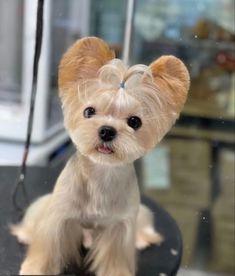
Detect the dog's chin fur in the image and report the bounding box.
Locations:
[12,37,190,276]
[83,151,140,167]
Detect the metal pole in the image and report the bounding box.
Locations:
[123,0,135,65]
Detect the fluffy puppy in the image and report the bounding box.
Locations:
[11,37,190,276]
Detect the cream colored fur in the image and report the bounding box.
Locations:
[11,37,189,276]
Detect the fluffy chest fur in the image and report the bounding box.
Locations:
[53,154,140,227]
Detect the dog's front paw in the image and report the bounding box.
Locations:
[82,228,93,249]
[136,226,164,250]
[103,270,132,276]
[20,261,43,275]
[20,260,59,275]
[114,270,133,276]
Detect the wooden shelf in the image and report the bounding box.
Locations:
[182,105,235,121]
[170,125,235,144]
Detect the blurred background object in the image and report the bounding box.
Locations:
[0,0,234,275]
[0,0,90,165]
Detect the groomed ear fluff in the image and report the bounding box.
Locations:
[59,37,115,98]
[149,55,190,114]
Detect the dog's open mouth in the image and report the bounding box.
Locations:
[97,145,114,154]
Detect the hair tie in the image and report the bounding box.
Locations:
[120,81,125,89]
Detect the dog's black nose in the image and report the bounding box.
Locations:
[99,126,117,142]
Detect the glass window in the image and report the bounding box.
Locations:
[47,0,90,129]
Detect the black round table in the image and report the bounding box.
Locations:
[0,166,182,276]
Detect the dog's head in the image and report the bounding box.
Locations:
[59,37,190,166]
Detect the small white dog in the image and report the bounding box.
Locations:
[11,37,189,276]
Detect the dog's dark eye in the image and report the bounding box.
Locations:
[127,116,142,130]
[83,107,96,118]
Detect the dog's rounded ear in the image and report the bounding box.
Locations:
[58,37,115,97]
[149,55,190,113]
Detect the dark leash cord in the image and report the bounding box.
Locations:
[12,0,44,214]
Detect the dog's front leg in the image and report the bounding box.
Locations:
[88,219,136,276]
[20,239,61,275]
[20,213,82,275]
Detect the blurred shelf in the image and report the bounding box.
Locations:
[170,125,235,144]
[151,37,235,51]
[182,106,235,121]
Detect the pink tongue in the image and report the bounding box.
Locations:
[97,145,113,154]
